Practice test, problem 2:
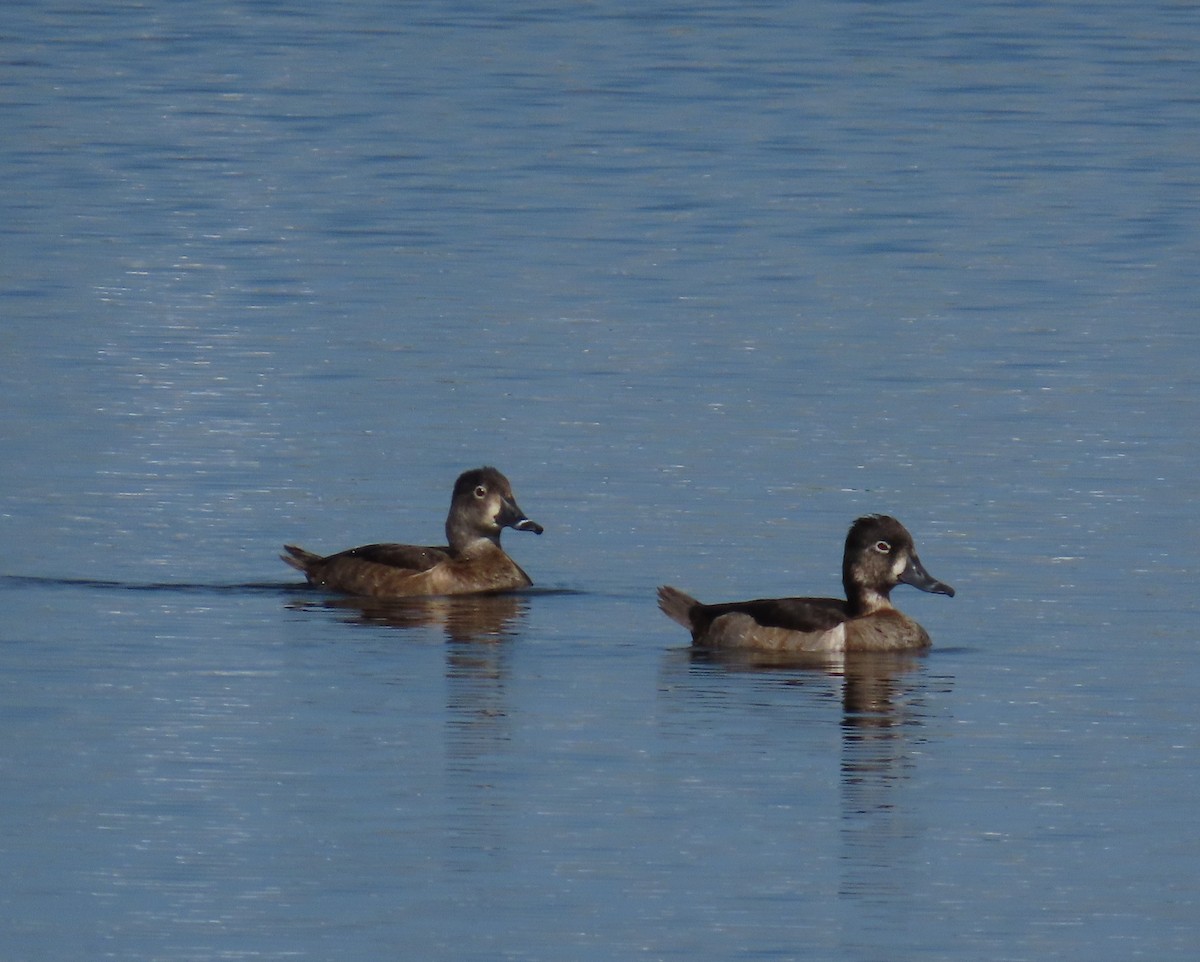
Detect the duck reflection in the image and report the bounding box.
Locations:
[290,591,529,642]
[289,591,529,871]
[836,652,950,904]
[686,646,951,903]
[688,646,931,713]
[835,652,926,819]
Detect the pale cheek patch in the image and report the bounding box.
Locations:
[892,556,907,578]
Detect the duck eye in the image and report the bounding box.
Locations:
[474,485,488,499]
[874,540,891,553]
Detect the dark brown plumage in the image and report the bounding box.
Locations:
[282,467,542,598]
[658,515,954,653]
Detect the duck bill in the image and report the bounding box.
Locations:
[497,499,544,535]
[899,554,955,597]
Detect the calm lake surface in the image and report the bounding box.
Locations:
[2,1,1198,959]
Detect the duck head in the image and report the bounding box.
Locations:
[447,466,543,549]
[843,514,954,614]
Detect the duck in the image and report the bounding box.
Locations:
[657,514,954,653]
[281,466,543,598]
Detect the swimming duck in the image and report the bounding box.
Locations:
[658,514,954,653]
[282,466,543,598]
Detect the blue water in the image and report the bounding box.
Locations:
[2,1,1199,959]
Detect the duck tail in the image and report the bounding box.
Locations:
[280,544,320,574]
[657,585,700,629]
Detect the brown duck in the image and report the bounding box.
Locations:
[658,514,954,653]
[282,466,542,598]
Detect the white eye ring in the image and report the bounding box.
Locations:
[474,485,488,499]
[874,540,891,553]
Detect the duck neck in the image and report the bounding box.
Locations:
[843,573,894,617]
[446,517,500,555]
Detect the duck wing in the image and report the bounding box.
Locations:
[692,596,850,634]
[282,542,451,580]
[330,543,452,572]
[281,542,457,597]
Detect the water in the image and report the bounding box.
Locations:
[2,1,1199,959]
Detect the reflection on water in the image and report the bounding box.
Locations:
[839,654,928,820]
[289,591,531,642]
[289,589,530,877]
[443,627,518,876]
[684,649,953,907]
[836,655,952,905]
